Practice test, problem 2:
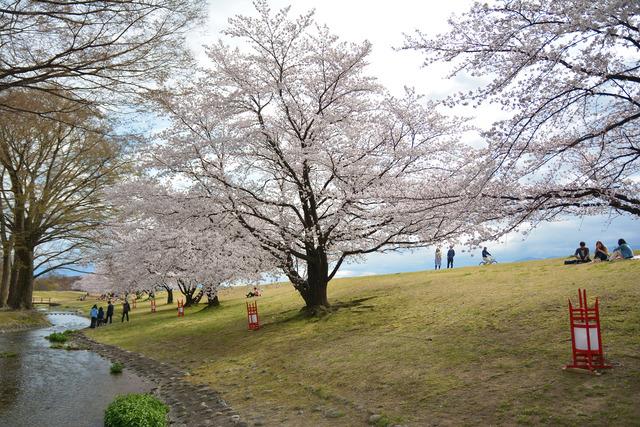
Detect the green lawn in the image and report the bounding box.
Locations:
[0,309,49,331]
[57,259,640,425]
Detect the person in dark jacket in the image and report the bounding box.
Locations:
[89,305,98,328]
[574,241,591,263]
[122,300,130,322]
[106,301,114,324]
[97,307,105,327]
[447,246,455,269]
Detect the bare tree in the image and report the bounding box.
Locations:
[0,90,123,309]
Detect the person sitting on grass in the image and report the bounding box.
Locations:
[610,238,634,261]
[574,241,591,263]
[593,241,609,262]
[246,286,262,298]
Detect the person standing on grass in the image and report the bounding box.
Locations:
[89,305,98,328]
[447,246,455,269]
[97,306,105,327]
[106,301,114,324]
[122,300,130,322]
[435,248,442,270]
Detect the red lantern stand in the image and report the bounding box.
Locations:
[132,297,137,309]
[247,301,260,330]
[564,289,611,373]
[177,299,185,317]
[150,299,157,313]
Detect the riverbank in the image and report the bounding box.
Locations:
[0,313,155,427]
[71,333,245,427]
[51,258,640,425]
[0,310,49,333]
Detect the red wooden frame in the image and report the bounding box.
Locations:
[177,299,185,317]
[565,289,611,371]
[247,301,260,330]
[150,299,157,313]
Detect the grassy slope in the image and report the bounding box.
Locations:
[70,258,639,426]
[0,310,49,331]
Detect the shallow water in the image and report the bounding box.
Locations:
[0,312,152,427]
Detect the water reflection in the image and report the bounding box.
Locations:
[0,313,152,427]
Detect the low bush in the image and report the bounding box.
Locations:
[0,351,17,358]
[45,329,76,343]
[104,393,168,427]
[110,362,124,374]
[45,332,68,343]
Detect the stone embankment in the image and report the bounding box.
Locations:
[73,333,247,427]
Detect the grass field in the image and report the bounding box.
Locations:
[0,309,49,332]
[36,258,640,425]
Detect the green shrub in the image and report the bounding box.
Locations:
[45,332,68,343]
[45,329,76,344]
[110,362,124,374]
[0,351,17,358]
[104,393,168,427]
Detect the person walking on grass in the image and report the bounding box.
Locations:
[435,248,442,270]
[90,305,98,328]
[447,246,455,269]
[122,300,130,322]
[106,301,114,324]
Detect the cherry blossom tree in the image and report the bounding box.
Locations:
[91,180,272,307]
[150,2,478,313]
[404,0,640,223]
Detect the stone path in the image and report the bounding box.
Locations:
[73,333,247,427]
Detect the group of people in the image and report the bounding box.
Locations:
[434,246,457,269]
[89,300,131,328]
[434,246,496,270]
[568,238,634,264]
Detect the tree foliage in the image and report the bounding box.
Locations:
[404,0,640,225]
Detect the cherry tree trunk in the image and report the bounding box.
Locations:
[298,249,330,314]
[204,286,220,309]
[166,288,173,305]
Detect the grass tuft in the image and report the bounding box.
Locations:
[110,362,124,374]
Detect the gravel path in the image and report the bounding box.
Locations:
[73,333,247,427]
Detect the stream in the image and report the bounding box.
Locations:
[0,311,153,427]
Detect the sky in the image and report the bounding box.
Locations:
[185,1,640,277]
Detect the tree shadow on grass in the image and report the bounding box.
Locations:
[268,296,379,325]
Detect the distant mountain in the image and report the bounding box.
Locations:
[513,256,544,262]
